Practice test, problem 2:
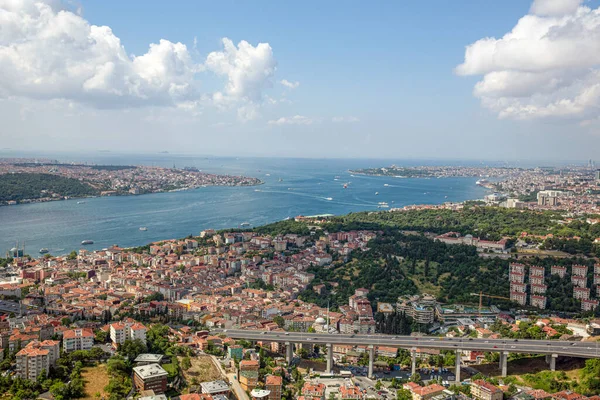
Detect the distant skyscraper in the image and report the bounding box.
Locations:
[596,170,600,181]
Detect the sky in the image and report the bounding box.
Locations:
[1,0,600,161]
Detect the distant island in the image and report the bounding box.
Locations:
[349,164,521,178]
[0,159,262,205]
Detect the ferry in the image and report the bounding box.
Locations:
[139,227,148,231]
[240,222,251,227]
[476,179,489,186]
[77,201,86,204]
[81,240,94,245]
[39,248,49,254]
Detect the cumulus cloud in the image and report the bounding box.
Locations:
[268,115,315,125]
[0,0,278,119]
[205,38,276,120]
[530,0,583,16]
[456,0,600,121]
[280,79,300,89]
[0,0,203,108]
[332,116,359,123]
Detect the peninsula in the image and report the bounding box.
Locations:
[0,158,262,205]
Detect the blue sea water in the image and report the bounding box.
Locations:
[0,154,490,255]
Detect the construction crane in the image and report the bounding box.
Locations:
[470,291,511,317]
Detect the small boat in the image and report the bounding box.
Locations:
[77,201,86,204]
[375,192,379,195]
[266,173,271,176]
[384,184,389,187]
[284,217,291,220]
[39,248,49,254]
[254,189,261,192]
[139,227,148,231]
[343,183,348,189]
[81,240,94,245]
[325,197,333,201]
[240,222,251,227]
[278,178,283,182]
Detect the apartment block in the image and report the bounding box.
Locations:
[530,276,544,286]
[15,340,59,381]
[510,263,526,275]
[572,276,587,288]
[551,265,567,278]
[573,287,590,301]
[471,380,503,400]
[582,299,599,312]
[110,321,147,348]
[510,283,527,293]
[530,295,547,310]
[572,265,588,277]
[510,291,526,306]
[529,266,545,277]
[63,328,94,352]
[530,284,547,294]
[265,375,283,400]
[509,272,525,284]
[133,363,168,394]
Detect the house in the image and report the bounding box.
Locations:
[201,380,231,397]
[265,375,283,400]
[411,384,446,400]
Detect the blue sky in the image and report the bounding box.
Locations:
[1,0,599,160]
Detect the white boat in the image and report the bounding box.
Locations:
[325,197,333,201]
[240,222,251,227]
[77,201,86,204]
[139,227,148,231]
[81,240,94,245]
[384,184,389,187]
[39,248,49,254]
[375,192,379,195]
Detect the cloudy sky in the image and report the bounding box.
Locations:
[1,0,600,160]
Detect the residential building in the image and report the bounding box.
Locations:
[133,363,168,394]
[411,384,446,400]
[265,375,283,400]
[471,380,503,400]
[63,328,94,352]
[15,340,59,381]
[201,380,231,397]
[301,382,326,400]
[110,321,147,347]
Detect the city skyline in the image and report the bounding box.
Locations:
[1,0,600,160]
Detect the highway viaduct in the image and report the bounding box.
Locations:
[212,329,600,382]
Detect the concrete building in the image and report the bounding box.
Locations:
[265,375,283,400]
[110,321,147,347]
[410,384,446,400]
[510,291,526,306]
[201,380,231,397]
[133,363,168,394]
[134,353,165,366]
[471,380,503,400]
[551,266,567,279]
[239,360,259,391]
[63,328,94,352]
[530,295,547,310]
[15,340,60,381]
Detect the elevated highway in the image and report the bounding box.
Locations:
[212,329,600,380]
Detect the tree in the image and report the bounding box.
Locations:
[273,316,285,328]
[397,388,412,400]
[181,356,192,371]
[375,380,382,390]
[409,373,422,384]
[67,250,77,260]
[61,317,71,326]
[118,339,147,360]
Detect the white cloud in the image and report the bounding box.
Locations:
[332,116,359,123]
[530,0,582,16]
[0,0,279,120]
[0,0,203,108]
[268,115,315,125]
[206,38,276,104]
[280,79,300,89]
[456,0,600,120]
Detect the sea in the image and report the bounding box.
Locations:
[0,153,493,256]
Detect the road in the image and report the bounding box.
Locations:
[208,354,249,400]
[212,329,600,359]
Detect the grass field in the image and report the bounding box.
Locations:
[81,363,111,400]
[181,355,222,384]
[472,356,585,379]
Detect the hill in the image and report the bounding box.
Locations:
[0,173,98,203]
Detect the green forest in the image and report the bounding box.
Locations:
[249,209,600,315]
[0,173,98,202]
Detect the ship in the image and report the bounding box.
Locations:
[343,183,348,189]
[325,197,333,201]
[81,240,94,245]
[39,248,49,254]
[77,201,86,204]
[240,222,251,227]
[375,192,379,195]
[139,227,148,231]
[476,179,489,186]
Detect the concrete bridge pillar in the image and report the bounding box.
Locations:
[326,343,333,374]
[545,354,550,364]
[500,352,508,377]
[411,347,417,376]
[550,354,557,371]
[368,345,375,379]
[455,349,461,384]
[285,342,293,364]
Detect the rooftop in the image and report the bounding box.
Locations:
[133,363,168,380]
